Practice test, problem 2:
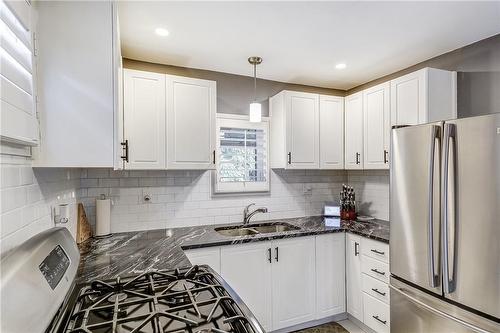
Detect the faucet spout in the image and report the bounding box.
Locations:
[243,204,268,225]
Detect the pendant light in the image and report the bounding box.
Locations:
[248,56,262,122]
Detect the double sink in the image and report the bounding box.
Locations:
[214,222,301,237]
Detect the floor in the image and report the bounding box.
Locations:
[293,320,367,333]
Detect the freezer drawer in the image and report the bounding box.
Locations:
[390,278,500,333]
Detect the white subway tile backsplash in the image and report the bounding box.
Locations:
[0,154,80,257]
[79,169,349,232]
[347,170,390,220]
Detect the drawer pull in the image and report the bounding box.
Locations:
[371,268,386,276]
[371,288,386,296]
[370,249,385,255]
[372,315,387,325]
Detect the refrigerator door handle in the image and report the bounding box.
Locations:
[389,284,491,333]
[428,125,440,288]
[442,123,457,294]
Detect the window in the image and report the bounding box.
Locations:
[213,114,269,193]
[0,0,38,145]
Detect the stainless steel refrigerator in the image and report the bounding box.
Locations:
[390,113,500,332]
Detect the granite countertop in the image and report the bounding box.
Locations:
[76,216,389,284]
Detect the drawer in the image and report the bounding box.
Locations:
[362,255,389,283]
[362,273,390,304]
[361,238,389,263]
[363,292,390,333]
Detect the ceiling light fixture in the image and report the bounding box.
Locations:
[335,63,347,70]
[155,28,169,36]
[248,56,263,123]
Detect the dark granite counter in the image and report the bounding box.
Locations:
[76,216,389,284]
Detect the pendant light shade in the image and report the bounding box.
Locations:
[248,56,262,123]
[249,102,262,122]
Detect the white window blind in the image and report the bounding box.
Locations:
[214,116,269,193]
[0,0,38,146]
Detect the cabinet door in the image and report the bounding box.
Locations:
[220,242,272,331]
[346,233,363,321]
[390,69,426,126]
[363,83,390,169]
[166,75,216,169]
[285,91,319,169]
[123,69,166,169]
[315,233,346,319]
[184,247,221,274]
[345,93,363,169]
[272,236,316,329]
[319,95,344,169]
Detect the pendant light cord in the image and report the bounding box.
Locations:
[253,62,257,102]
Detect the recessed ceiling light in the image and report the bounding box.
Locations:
[335,63,346,70]
[155,28,169,37]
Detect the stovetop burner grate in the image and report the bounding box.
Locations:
[63,266,257,333]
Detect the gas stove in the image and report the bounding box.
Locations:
[0,228,264,333]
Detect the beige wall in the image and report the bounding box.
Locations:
[123,58,345,117]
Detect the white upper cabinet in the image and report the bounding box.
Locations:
[390,67,456,126]
[121,70,216,170]
[123,69,166,169]
[270,91,320,169]
[319,95,344,169]
[345,92,364,169]
[33,1,118,167]
[363,82,390,169]
[166,75,216,169]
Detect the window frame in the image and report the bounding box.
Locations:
[212,113,270,194]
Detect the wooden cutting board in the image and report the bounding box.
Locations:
[76,203,92,244]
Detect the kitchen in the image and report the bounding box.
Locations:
[0,1,499,333]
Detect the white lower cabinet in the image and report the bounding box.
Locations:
[184,234,347,331]
[272,237,316,329]
[363,293,390,333]
[315,233,346,319]
[347,235,391,333]
[346,234,364,321]
[220,242,273,331]
[184,247,221,274]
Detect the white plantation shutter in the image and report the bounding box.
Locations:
[215,116,269,193]
[0,0,38,145]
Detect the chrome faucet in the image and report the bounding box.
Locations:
[243,203,268,225]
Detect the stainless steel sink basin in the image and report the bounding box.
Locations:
[215,227,259,237]
[214,222,300,237]
[250,223,300,234]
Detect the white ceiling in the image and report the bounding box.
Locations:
[118,1,500,90]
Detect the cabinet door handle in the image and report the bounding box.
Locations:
[371,288,387,296]
[275,247,279,262]
[372,315,387,325]
[371,268,386,276]
[383,149,389,164]
[121,140,129,162]
[371,249,385,255]
[212,150,216,164]
[355,152,360,165]
[268,248,272,263]
[287,152,291,164]
[354,242,359,256]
